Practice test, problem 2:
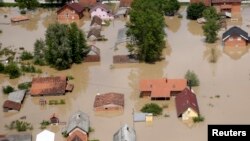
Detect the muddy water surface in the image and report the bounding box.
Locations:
[1,6,250,141]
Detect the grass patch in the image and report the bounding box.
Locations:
[89,127,95,133]
[40,120,50,129]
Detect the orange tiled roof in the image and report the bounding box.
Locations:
[30,76,67,96]
[139,78,187,98]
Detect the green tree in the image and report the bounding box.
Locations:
[34,39,46,65]
[68,23,87,63]
[202,19,220,43]
[187,2,206,20]
[4,62,21,79]
[45,23,72,70]
[203,7,219,21]
[185,70,200,87]
[20,51,33,60]
[0,63,5,72]
[127,0,165,63]
[16,0,39,10]
[162,0,180,16]
[141,103,163,116]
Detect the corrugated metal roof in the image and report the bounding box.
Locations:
[8,90,26,103]
[133,113,146,122]
[65,111,90,134]
[113,124,136,141]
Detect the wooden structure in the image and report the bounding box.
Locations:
[11,15,29,23]
[93,93,124,112]
[139,78,187,100]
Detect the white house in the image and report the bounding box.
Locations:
[90,4,114,20]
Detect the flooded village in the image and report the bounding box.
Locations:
[1,0,250,141]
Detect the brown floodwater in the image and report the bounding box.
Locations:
[1,6,250,141]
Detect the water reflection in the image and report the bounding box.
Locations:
[203,43,222,63]
[223,45,249,60]
[165,16,181,33]
[187,20,203,36]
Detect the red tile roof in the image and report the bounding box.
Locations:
[3,100,21,111]
[79,0,97,8]
[57,3,84,14]
[94,93,124,108]
[139,78,187,98]
[67,129,87,141]
[175,88,199,117]
[30,76,67,96]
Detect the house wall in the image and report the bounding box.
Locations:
[91,8,114,20]
[224,36,247,47]
[84,55,100,62]
[182,108,198,120]
[94,104,123,112]
[213,3,241,14]
[57,7,82,22]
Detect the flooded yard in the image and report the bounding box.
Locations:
[1,5,250,141]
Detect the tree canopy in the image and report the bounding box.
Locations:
[16,0,39,10]
[202,19,220,43]
[162,0,180,16]
[127,0,166,63]
[44,22,87,70]
[185,70,200,87]
[187,2,206,20]
[203,7,219,21]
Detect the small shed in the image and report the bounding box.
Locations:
[93,92,124,112]
[8,90,26,103]
[133,113,153,122]
[36,130,55,141]
[87,28,102,41]
[50,114,59,125]
[113,124,136,141]
[3,100,21,111]
[90,16,102,29]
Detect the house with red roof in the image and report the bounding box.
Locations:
[175,88,200,120]
[139,78,187,100]
[57,2,85,23]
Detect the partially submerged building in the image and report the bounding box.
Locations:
[0,133,32,141]
[90,15,102,29]
[113,124,136,141]
[139,78,187,100]
[30,76,73,96]
[57,2,85,23]
[175,88,200,120]
[87,28,102,41]
[222,26,249,47]
[84,45,101,62]
[93,92,124,112]
[64,111,90,141]
[90,4,114,20]
[36,130,55,141]
[3,90,26,111]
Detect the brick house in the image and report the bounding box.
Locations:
[222,26,249,47]
[57,3,85,23]
[190,0,241,14]
[79,0,97,9]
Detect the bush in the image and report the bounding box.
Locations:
[141,103,163,116]
[21,64,41,73]
[67,75,74,80]
[187,3,206,20]
[62,131,68,138]
[89,127,95,133]
[0,63,5,72]
[0,2,18,7]
[40,120,50,129]
[18,82,31,90]
[5,120,33,132]
[4,62,21,79]
[193,116,205,123]
[185,70,200,87]
[2,85,14,94]
[20,10,26,15]
[20,51,33,60]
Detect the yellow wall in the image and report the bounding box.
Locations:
[182,108,198,120]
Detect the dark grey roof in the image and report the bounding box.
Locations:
[87,28,101,38]
[222,26,249,41]
[65,111,90,134]
[8,90,26,103]
[113,124,136,141]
